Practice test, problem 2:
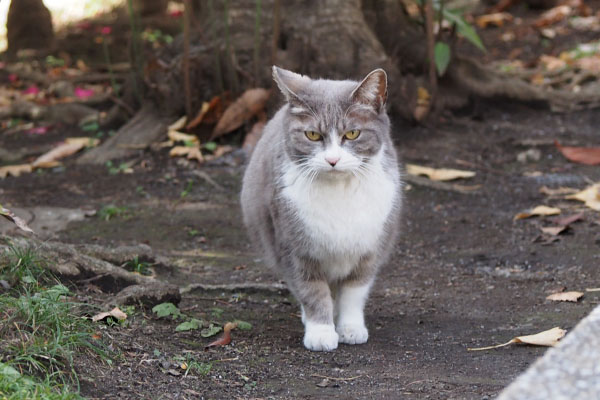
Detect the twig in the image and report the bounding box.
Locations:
[213,357,239,362]
[190,170,225,191]
[311,373,363,382]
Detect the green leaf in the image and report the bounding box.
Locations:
[200,323,222,337]
[434,42,451,76]
[234,320,252,330]
[81,121,100,132]
[176,318,204,332]
[204,141,218,152]
[443,9,485,52]
[152,302,180,318]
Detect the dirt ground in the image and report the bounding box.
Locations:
[2,96,600,399]
[2,2,600,398]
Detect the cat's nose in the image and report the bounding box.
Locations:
[325,156,340,167]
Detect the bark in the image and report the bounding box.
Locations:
[6,0,54,58]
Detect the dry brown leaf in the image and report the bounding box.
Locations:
[0,164,33,178]
[540,186,579,196]
[92,307,127,322]
[242,120,266,154]
[546,291,584,302]
[514,205,561,220]
[551,212,584,226]
[168,116,187,131]
[540,226,567,236]
[534,5,572,27]
[468,327,566,351]
[205,321,237,350]
[566,184,600,211]
[32,138,100,168]
[405,164,476,181]
[167,130,198,144]
[211,88,270,140]
[476,12,514,28]
[0,205,34,233]
[539,55,567,71]
[169,146,204,163]
[186,95,224,129]
[555,141,600,165]
[413,87,430,121]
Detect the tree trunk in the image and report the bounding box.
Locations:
[6,0,54,58]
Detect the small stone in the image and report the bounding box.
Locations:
[316,378,329,388]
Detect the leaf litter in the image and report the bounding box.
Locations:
[566,184,600,211]
[546,291,584,302]
[0,204,34,233]
[555,141,600,165]
[468,327,567,351]
[92,307,127,323]
[405,164,476,181]
[514,205,561,220]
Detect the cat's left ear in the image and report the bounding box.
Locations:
[351,69,387,113]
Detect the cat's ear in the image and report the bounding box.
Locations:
[272,66,311,102]
[350,69,388,113]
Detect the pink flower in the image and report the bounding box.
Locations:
[169,10,183,18]
[8,74,18,83]
[74,87,95,99]
[100,26,112,35]
[22,85,40,95]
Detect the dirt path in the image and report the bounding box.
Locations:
[1,100,599,399]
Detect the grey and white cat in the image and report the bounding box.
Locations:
[241,66,402,351]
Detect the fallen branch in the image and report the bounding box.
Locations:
[180,282,288,295]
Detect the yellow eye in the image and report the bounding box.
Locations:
[305,131,322,141]
[344,129,361,140]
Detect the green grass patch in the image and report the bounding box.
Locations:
[0,244,109,398]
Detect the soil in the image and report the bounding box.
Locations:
[2,4,600,400]
[2,98,600,399]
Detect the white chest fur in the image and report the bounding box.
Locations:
[281,152,398,281]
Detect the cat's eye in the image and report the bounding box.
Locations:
[305,131,322,141]
[344,129,361,140]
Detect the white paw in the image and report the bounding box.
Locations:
[303,323,339,351]
[336,323,368,344]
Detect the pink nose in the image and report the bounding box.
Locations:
[325,156,340,166]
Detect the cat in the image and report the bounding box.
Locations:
[241,66,402,351]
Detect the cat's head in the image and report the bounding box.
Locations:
[273,66,390,176]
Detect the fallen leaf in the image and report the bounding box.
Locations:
[539,55,567,71]
[168,116,187,131]
[25,125,51,135]
[534,5,572,28]
[406,164,475,181]
[211,88,270,140]
[167,130,198,144]
[169,146,204,163]
[204,145,234,162]
[22,85,40,95]
[92,307,127,322]
[0,164,33,178]
[413,86,430,121]
[551,212,584,226]
[0,204,34,233]
[476,12,513,28]
[555,141,600,165]
[546,291,584,302]
[514,205,561,220]
[74,87,95,99]
[186,95,224,129]
[32,137,100,168]
[566,184,600,211]
[540,186,579,196]
[242,120,266,155]
[540,226,567,236]
[468,327,566,351]
[205,322,238,350]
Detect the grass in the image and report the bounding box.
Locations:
[0,244,109,398]
[97,204,127,221]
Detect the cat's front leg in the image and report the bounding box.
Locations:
[291,262,338,351]
[335,280,373,345]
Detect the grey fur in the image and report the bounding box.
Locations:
[241,66,402,348]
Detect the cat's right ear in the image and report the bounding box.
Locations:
[272,66,311,103]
